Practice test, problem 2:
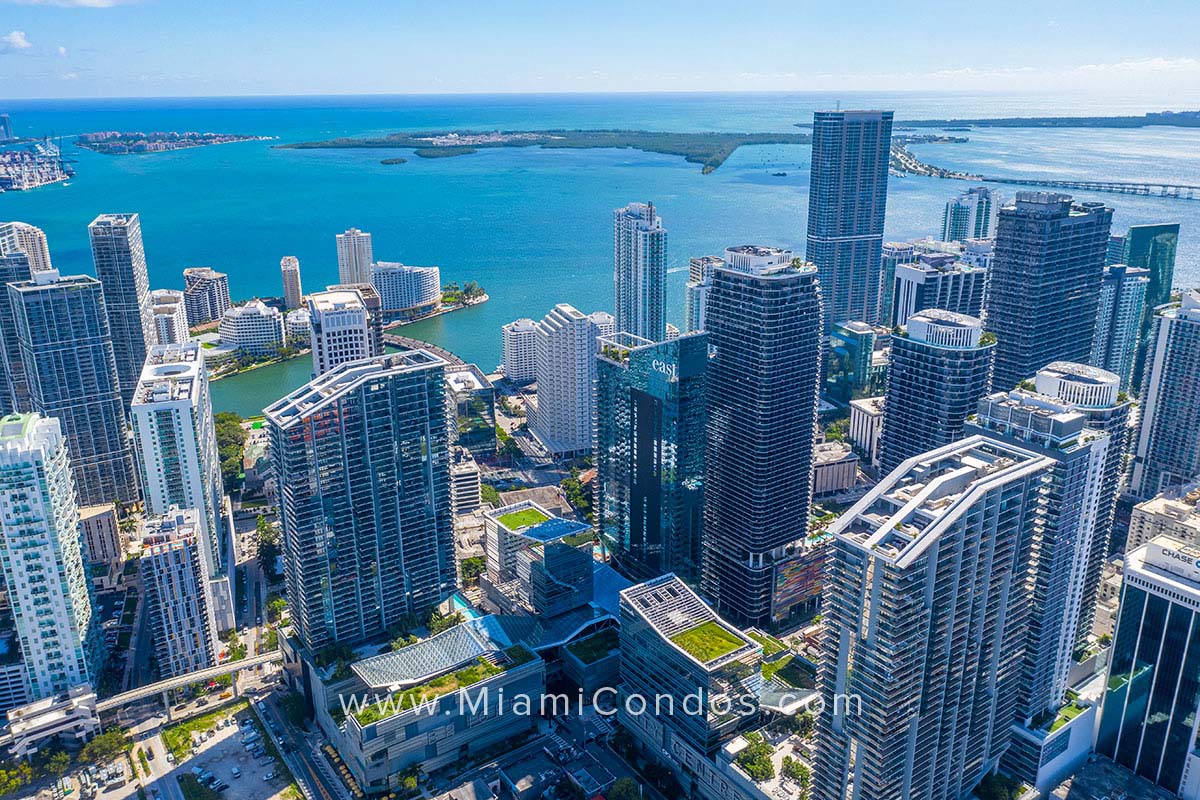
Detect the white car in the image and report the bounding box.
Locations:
[263,772,276,781]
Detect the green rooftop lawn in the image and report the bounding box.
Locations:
[496,507,550,530]
[670,621,745,663]
[764,656,817,689]
[1049,701,1088,733]
[560,530,596,548]
[354,645,534,726]
[747,630,788,658]
[566,629,619,664]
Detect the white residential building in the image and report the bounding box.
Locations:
[848,395,885,468]
[280,255,304,310]
[941,187,1002,242]
[370,261,441,321]
[130,342,234,631]
[613,202,667,341]
[140,508,221,677]
[0,221,52,272]
[150,289,190,344]
[0,414,98,702]
[336,227,374,286]
[530,304,614,455]
[308,288,373,376]
[285,308,311,346]
[182,266,232,326]
[218,300,284,356]
[500,318,538,383]
[684,255,722,333]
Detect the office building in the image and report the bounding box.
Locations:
[879,242,918,327]
[445,364,496,459]
[806,110,893,325]
[878,310,994,474]
[0,414,100,702]
[481,501,594,617]
[891,253,987,327]
[218,300,284,356]
[9,270,139,505]
[150,289,190,345]
[182,266,232,326]
[1033,362,1133,647]
[308,288,373,376]
[986,192,1112,390]
[812,440,858,498]
[814,437,1055,800]
[702,246,823,627]
[280,255,303,310]
[1,222,52,273]
[89,213,156,408]
[530,304,615,456]
[336,227,374,286]
[78,504,122,569]
[130,342,233,630]
[824,319,888,404]
[371,261,441,321]
[265,351,456,650]
[1096,535,1200,797]
[1122,223,1181,391]
[595,332,707,583]
[1131,290,1200,500]
[449,448,482,516]
[500,318,538,384]
[1127,482,1200,552]
[1090,264,1150,388]
[140,508,220,677]
[848,395,885,469]
[613,202,668,341]
[941,186,1001,242]
[330,282,384,358]
[0,231,33,415]
[684,255,722,333]
[1107,235,1128,266]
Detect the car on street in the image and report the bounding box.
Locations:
[231,767,241,779]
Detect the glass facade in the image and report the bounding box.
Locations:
[596,332,707,583]
[1125,223,1180,391]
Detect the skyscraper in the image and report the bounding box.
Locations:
[890,253,987,327]
[613,202,668,341]
[806,110,893,326]
[0,221,52,273]
[815,437,1054,800]
[181,266,232,326]
[702,246,823,627]
[265,351,456,650]
[9,270,139,505]
[500,318,538,384]
[0,413,100,702]
[1090,263,1150,389]
[307,288,373,376]
[940,186,1001,242]
[89,213,155,407]
[1130,290,1200,500]
[684,255,722,333]
[877,309,994,474]
[530,304,614,456]
[130,342,233,630]
[1122,222,1181,391]
[595,331,707,583]
[280,255,303,310]
[986,192,1112,390]
[150,289,190,345]
[140,508,220,678]
[336,227,374,286]
[0,233,33,415]
[1096,535,1200,797]
[878,242,918,328]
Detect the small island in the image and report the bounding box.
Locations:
[76,130,270,155]
[380,157,407,165]
[278,129,813,174]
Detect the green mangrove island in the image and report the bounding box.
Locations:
[277,129,813,173]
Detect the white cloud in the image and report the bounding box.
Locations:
[1,30,32,50]
[3,0,138,6]
[57,45,67,56]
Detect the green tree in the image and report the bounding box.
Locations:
[459,556,485,585]
[80,729,131,764]
[214,412,248,492]
[734,732,775,782]
[427,610,464,635]
[608,777,641,800]
[257,515,282,582]
[0,761,32,795]
[481,484,501,507]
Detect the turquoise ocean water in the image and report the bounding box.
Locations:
[1,92,1198,416]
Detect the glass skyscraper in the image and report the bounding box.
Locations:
[1121,222,1181,391]
[986,192,1112,391]
[0,238,32,415]
[265,350,456,651]
[595,331,707,583]
[89,213,155,409]
[806,110,893,326]
[9,270,139,506]
[702,246,823,628]
[1090,263,1150,390]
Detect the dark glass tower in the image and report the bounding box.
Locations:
[1122,222,1180,391]
[986,192,1112,391]
[0,244,32,415]
[265,350,456,651]
[595,331,707,583]
[701,246,823,628]
[878,309,994,475]
[806,110,893,326]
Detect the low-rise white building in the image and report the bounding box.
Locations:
[812,441,858,498]
[4,685,100,760]
[848,396,885,469]
[218,300,284,356]
[285,308,311,346]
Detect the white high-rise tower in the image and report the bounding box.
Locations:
[613,202,667,341]
[336,227,374,286]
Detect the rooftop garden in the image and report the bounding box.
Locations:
[497,507,550,531]
[354,645,534,726]
[560,530,596,548]
[566,629,619,664]
[670,621,745,663]
[747,630,788,658]
[764,656,818,689]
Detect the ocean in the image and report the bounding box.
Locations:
[1,91,1198,416]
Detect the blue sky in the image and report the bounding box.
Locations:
[1,0,1199,99]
